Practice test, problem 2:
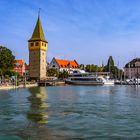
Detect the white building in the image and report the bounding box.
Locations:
[49,57,80,73]
[124,58,140,79]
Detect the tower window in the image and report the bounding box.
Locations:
[35,42,39,46]
[45,44,46,47]
[42,43,44,46]
[31,43,34,46]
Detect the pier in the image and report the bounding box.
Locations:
[38,80,65,86]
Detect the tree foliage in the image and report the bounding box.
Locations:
[0,69,19,77]
[106,56,115,72]
[103,56,124,79]
[47,68,69,80]
[0,46,15,70]
[47,68,58,77]
[80,64,85,70]
[58,70,69,79]
[81,56,124,79]
[85,64,103,72]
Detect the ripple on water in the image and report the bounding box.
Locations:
[0,86,140,139]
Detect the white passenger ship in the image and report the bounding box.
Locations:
[65,71,103,85]
[65,70,114,85]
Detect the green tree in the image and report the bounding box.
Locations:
[0,46,15,70]
[58,70,69,79]
[85,64,101,72]
[3,70,19,77]
[106,56,114,72]
[47,68,58,77]
[85,65,91,72]
[80,64,85,70]
[103,56,123,79]
[103,56,115,73]
[98,66,104,72]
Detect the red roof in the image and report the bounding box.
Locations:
[13,59,25,76]
[55,58,79,68]
[15,60,24,66]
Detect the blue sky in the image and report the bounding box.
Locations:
[0,0,140,67]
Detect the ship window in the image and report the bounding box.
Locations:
[35,42,39,46]
[31,43,34,46]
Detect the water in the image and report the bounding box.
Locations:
[0,85,140,139]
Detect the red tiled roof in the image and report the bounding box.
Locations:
[15,60,24,66]
[13,60,25,76]
[55,58,79,68]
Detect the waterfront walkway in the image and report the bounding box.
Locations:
[0,83,38,90]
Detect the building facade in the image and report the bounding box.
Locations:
[124,58,140,79]
[49,57,80,73]
[13,60,25,76]
[28,16,48,80]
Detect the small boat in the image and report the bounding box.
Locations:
[65,72,103,85]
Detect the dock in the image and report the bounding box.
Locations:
[115,81,140,85]
[38,80,65,86]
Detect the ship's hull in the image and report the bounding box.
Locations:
[65,80,103,85]
[103,81,114,85]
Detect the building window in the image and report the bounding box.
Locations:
[31,43,34,46]
[35,42,39,46]
[42,43,44,46]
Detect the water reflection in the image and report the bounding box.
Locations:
[27,87,48,125]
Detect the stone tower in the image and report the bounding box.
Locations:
[28,16,48,80]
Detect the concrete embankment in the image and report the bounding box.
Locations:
[0,83,38,90]
[38,81,66,86]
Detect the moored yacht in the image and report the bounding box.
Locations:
[65,71,103,85]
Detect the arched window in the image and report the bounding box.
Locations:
[31,42,34,46]
[35,42,39,46]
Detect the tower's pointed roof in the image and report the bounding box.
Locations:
[29,16,47,42]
